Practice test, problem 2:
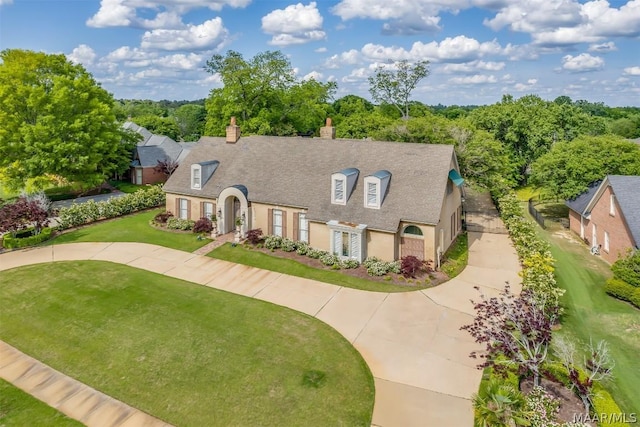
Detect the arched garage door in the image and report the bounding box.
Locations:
[400,225,424,260]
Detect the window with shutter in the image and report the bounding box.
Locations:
[333,230,342,255]
[299,213,309,243]
[179,198,188,219]
[334,179,344,202]
[350,232,359,260]
[367,182,377,207]
[203,202,214,219]
[273,209,283,237]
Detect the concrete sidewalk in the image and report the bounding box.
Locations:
[0,231,520,426]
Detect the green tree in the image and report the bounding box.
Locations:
[368,60,430,120]
[372,113,455,144]
[134,115,180,141]
[0,49,135,190]
[529,135,640,199]
[171,104,206,141]
[610,117,639,138]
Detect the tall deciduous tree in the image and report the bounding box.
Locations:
[368,60,430,120]
[0,49,134,190]
[172,104,206,141]
[529,135,640,199]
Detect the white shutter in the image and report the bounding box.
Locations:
[333,230,342,255]
[335,179,344,201]
[350,232,360,260]
[367,182,377,206]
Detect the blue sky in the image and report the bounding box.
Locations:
[1,0,639,106]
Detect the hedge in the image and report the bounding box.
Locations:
[591,383,628,427]
[610,250,640,288]
[2,227,53,249]
[57,185,165,230]
[604,278,636,302]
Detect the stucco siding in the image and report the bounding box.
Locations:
[366,230,396,261]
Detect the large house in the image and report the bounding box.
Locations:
[162,119,465,263]
[123,121,191,185]
[566,175,640,263]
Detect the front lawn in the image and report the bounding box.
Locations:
[0,379,82,426]
[208,243,429,292]
[51,209,211,252]
[0,261,374,426]
[535,223,640,418]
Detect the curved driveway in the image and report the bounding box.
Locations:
[0,231,520,426]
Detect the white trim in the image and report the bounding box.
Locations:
[327,220,367,262]
[609,194,615,216]
[191,164,201,190]
[332,177,346,205]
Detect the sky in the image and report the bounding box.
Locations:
[0,0,639,106]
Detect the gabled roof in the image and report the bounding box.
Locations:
[123,121,152,144]
[125,121,193,168]
[163,135,460,232]
[608,175,640,247]
[565,180,601,214]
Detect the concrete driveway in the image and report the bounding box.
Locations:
[0,231,520,426]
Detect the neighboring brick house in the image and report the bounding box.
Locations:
[162,118,465,263]
[123,121,192,185]
[566,175,640,263]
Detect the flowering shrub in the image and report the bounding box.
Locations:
[295,242,309,255]
[58,185,165,230]
[166,217,195,231]
[264,235,283,250]
[280,238,297,252]
[307,248,327,259]
[154,211,174,224]
[193,217,213,233]
[340,259,360,269]
[246,228,263,244]
[363,256,401,276]
[524,386,561,427]
[320,253,340,266]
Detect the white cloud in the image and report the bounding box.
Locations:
[262,2,326,46]
[512,78,538,91]
[87,0,250,28]
[449,74,498,84]
[441,60,505,74]
[141,18,229,51]
[67,44,97,66]
[623,66,640,75]
[0,0,14,5]
[341,67,370,83]
[315,47,327,53]
[410,36,508,62]
[562,53,605,72]
[303,71,323,80]
[588,41,617,52]
[331,0,467,34]
[484,0,584,33]
[155,53,203,70]
[324,49,361,68]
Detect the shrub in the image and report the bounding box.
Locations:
[401,255,427,278]
[340,259,360,269]
[57,185,165,230]
[388,260,401,274]
[307,248,327,259]
[166,217,195,231]
[524,386,561,427]
[611,250,640,287]
[193,217,213,234]
[246,228,263,245]
[320,253,340,266]
[604,278,636,302]
[363,256,381,269]
[366,261,389,276]
[2,227,53,249]
[591,383,627,427]
[295,242,309,255]
[154,211,174,224]
[630,288,640,309]
[264,235,283,250]
[280,238,297,252]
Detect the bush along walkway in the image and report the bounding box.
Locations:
[0,341,171,427]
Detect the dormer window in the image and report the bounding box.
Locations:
[331,168,359,205]
[191,165,201,189]
[364,170,391,209]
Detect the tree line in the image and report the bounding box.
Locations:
[1,48,639,199]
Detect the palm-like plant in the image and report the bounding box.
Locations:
[473,379,530,427]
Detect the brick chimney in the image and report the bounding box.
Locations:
[319,117,336,139]
[226,116,241,143]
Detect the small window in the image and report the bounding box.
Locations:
[299,213,309,243]
[447,179,453,195]
[403,225,423,236]
[273,209,283,237]
[191,165,202,190]
[203,202,214,220]
[179,198,188,220]
[334,179,344,202]
[367,182,377,207]
[604,231,610,252]
[609,194,615,216]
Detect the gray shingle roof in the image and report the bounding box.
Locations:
[608,175,640,247]
[566,180,601,214]
[125,121,192,168]
[163,135,459,232]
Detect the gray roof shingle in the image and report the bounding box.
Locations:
[566,180,601,214]
[608,175,640,247]
[163,135,459,232]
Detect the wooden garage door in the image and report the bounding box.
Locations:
[401,236,424,260]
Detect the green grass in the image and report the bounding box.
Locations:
[0,261,374,426]
[208,243,425,292]
[0,379,83,426]
[108,180,147,193]
[515,185,541,201]
[51,209,211,252]
[533,223,640,420]
[440,232,468,279]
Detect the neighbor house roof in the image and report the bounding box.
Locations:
[163,135,460,232]
[608,175,640,247]
[124,121,192,168]
[565,180,601,214]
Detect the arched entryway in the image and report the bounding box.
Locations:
[217,185,249,235]
[400,225,425,260]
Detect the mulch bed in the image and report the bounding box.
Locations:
[242,243,449,288]
[520,377,594,426]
